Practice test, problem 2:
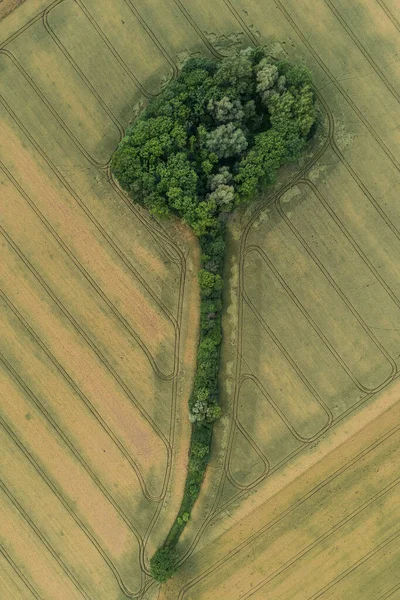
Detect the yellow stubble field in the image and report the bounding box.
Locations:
[1,0,400,599]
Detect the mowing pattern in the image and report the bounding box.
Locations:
[1,0,400,599]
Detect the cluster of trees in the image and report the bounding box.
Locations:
[111,46,316,583]
[111,47,315,236]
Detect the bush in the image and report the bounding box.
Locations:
[150,547,178,582]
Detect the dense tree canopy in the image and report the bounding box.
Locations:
[111,46,316,583]
[111,47,316,236]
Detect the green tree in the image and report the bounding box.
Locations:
[150,547,178,582]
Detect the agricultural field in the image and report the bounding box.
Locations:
[0,0,399,599]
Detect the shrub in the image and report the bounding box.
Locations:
[150,547,178,582]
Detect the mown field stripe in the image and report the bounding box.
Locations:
[177,419,400,598]
[0,224,171,474]
[0,418,144,598]
[307,527,400,600]
[0,74,180,333]
[0,156,174,382]
[0,545,42,600]
[0,288,155,503]
[0,482,92,600]
[0,351,144,542]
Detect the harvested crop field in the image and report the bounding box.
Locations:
[1,0,400,599]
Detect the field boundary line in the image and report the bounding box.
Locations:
[0,545,42,600]
[0,417,144,598]
[177,421,400,598]
[0,352,144,543]
[307,526,400,599]
[0,481,93,600]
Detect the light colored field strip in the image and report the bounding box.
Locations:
[0,481,92,600]
[171,392,400,599]
[0,288,161,505]
[74,0,171,95]
[1,37,179,287]
[0,547,41,600]
[255,219,395,389]
[0,354,147,541]
[0,234,168,498]
[0,166,172,388]
[0,424,142,597]
[0,495,87,600]
[0,372,142,563]
[0,85,176,373]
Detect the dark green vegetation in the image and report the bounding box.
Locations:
[111,46,316,582]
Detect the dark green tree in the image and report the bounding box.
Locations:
[150,547,178,582]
